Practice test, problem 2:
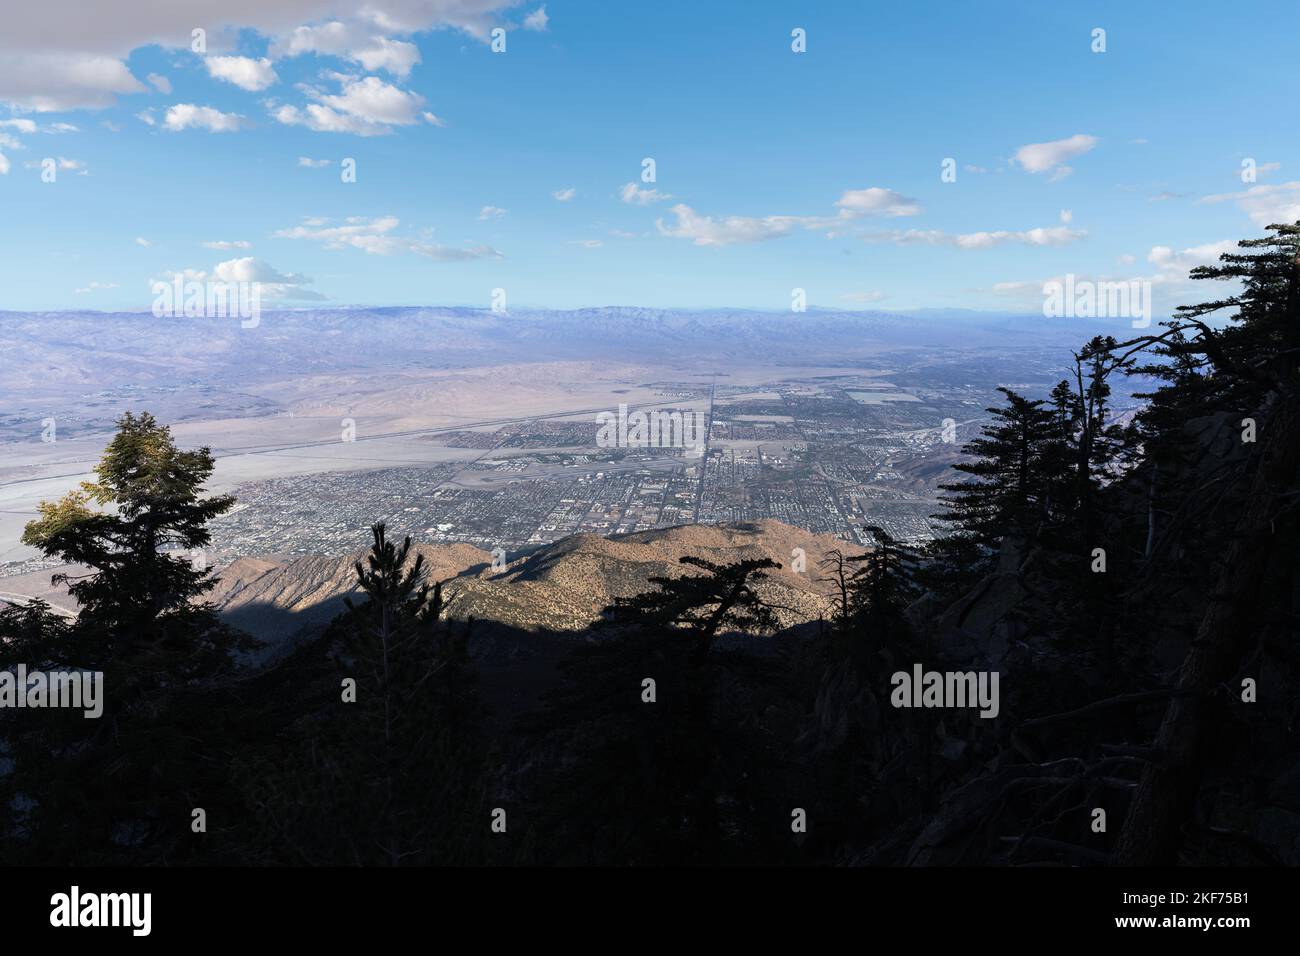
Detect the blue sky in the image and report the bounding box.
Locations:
[1,0,1297,313]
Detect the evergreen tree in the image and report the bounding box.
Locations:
[935,387,1061,549]
[237,523,486,865]
[1,412,257,863]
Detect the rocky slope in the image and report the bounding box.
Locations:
[211,519,850,659]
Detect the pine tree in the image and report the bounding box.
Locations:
[2,412,257,863]
[238,523,486,865]
[935,387,1061,549]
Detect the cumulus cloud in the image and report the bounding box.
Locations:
[275,22,421,77]
[0,152,8,175]
[0,1,524,110]
[478,205,506,219]
[1198,181,1300,227]
[206,56,278,92]
[552,187,576,201]
[146,73,172,94]
[163,104,245,132]
[1014,134,1097,176]
[619,182,672,205]
[272,75,437,135]
[297,156,332,167]
[135,237,151,246]
[272,215,502,261]
[0,118,37,134]
[202,240,253,250]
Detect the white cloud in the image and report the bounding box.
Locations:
[656,186,922,247]
[275,22,421,77]
[1146,240,1237,274]
[1059,209,1073,224]
[619,182,672,205]
[1014,134,1097,175]
[0,52,145,111]
[74,280,117,293]
[297,156,332,167]
[136,109,155,126]
[202,240,253,250]
[833,187,921,218]
[206,55,278,92]
[209,256,324,300]
[478,205,506,220]
[273,75,435,135]
[0,1,523,110]
[0,133,22,150]
[552,187,576,201]
[0,118,37,134]
[135,237,151,247]
[840,291,886,303]
[353,37,421,76]
[163,104,245,132]
[862,224,1087,249]
[569,239,602,248]
[523,6,549,31]
[656,204,800,246]
[318,75,425,124]
[1199,181,1300,227]
[47,122,78,132]
[0,152,9,175]
[146,73,172,94]
[272,215,503,261]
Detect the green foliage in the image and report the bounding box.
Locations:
[1,412,257,863]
